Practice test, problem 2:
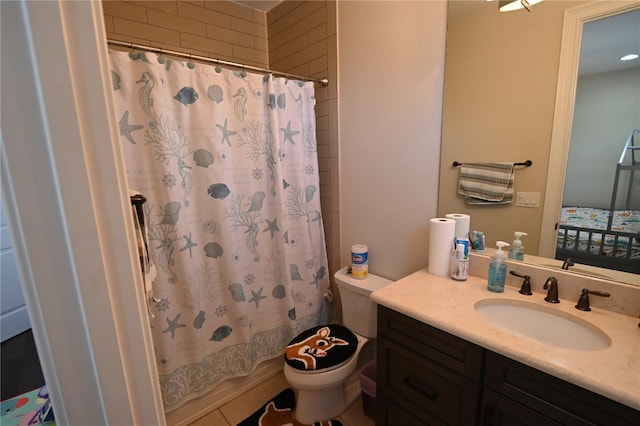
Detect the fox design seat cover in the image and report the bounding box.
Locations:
[285,324,358,371]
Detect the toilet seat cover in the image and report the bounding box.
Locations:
[284,324,358,371]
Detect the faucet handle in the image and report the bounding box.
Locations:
[562,258,574,270]
[575,288,611,311]
[510,271,532,295]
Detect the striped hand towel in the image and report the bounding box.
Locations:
[458,162,515,204]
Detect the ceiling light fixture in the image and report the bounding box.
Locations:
[620,54,639,61]
[498,0,544,12]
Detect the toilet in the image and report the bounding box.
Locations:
[283,267,392,424]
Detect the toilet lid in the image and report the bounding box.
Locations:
[284,324,358,371]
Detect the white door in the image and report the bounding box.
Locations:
[0,195,31,342]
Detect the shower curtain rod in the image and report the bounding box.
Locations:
[107,39,329,87]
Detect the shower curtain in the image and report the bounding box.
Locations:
[109,49,329,412]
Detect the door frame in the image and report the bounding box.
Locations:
[539,0,640,257]
[1,1,164,423]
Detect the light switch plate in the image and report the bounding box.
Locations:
[516,192,540,208]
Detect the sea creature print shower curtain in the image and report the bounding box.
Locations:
[109,49,329,412]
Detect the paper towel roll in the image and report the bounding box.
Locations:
[428,218,456,277]
[445,213,471,239]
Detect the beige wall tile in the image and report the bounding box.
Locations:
[315,99,328,116]
[329,158,339,209]
[307,0,326,14]
[253,36,267,53]
[178,1,231,28]
[319,170,330,188]
[204,0,254,21]
[269,55,294,72]
[180,32,233,56]
[308,22,326,45]
[148,9,207,37]
[314,85,328,103]
[308,55,327,76]
[129,1,179,14]
[299,7,326,36]
[231,45,268,67]
[266,0,292,22]
[316,116,329,132]
[103,1,147,22]
[326,0,336,36]
[328,98,338,158]
[106,34,150,48]
[206,24,256,48]
[252,9,267,26]
[326,34,337,99]
[317,145,330,162]
[113,17,181,46]
[318,159,330,176]
[231,16,267,38]
[270,35,309,64]
[104,15,115,34]
[291,40,326,65]
[269,2,309,37]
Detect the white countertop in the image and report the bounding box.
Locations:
[370,269,640,411]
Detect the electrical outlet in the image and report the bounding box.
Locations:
[516,192,540,208]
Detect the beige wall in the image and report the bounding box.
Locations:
[438,1,588,255]
[337,1,447,280]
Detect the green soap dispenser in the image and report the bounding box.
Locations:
[488,241,509,293]
[508,232,527,261]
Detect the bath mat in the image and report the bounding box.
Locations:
[237,387,343,426]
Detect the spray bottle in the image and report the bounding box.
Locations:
[488,241,509,293]
[508,232,528,261]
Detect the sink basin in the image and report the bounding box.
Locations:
[474,299,611,351]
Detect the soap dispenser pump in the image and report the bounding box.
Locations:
[488,241,509,293]
[508,232,528,261]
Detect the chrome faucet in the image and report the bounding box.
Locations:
[575,288,610,311]
[543,276,559,303]
[561,258,574,270]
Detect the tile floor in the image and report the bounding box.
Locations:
[187,372,375,426]
[1,331,374,426]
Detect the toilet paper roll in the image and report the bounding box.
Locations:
[445,213,471,239]
[428,218,456,277]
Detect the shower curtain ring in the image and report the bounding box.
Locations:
[129,43,140,60]
[187,53,195,69]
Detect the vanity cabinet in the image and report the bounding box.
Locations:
[481,351,640,426]
[376,305,483,425]
[376,306,640,426]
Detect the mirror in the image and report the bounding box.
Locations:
[438,0,640,285]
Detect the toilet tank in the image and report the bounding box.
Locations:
[334,267,393,337]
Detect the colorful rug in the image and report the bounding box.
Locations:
[237,388,342,426]
[1,386,55,426]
